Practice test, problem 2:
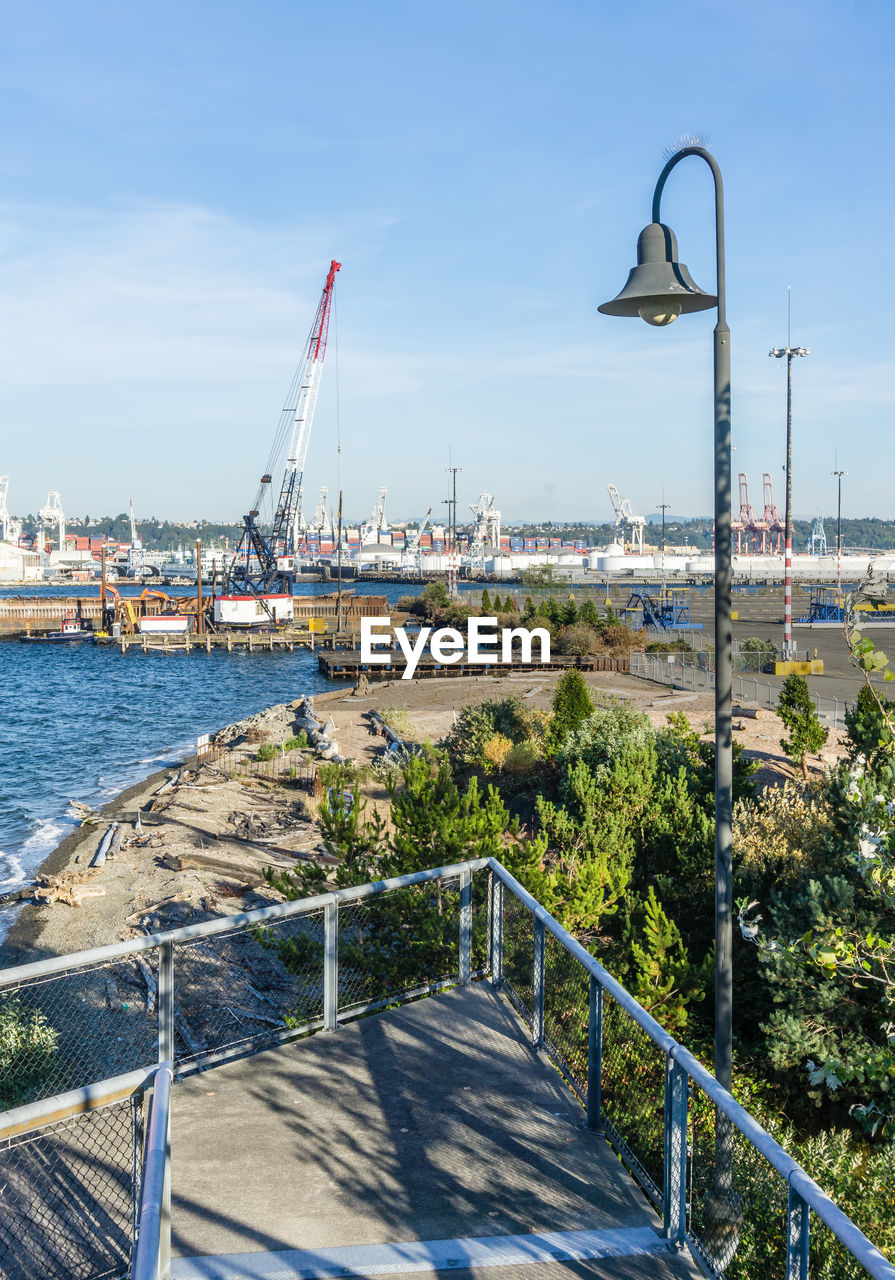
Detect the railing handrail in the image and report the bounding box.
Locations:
[0,857,490,988]
[0,1064,155,1141]
[486,858,895,1280]
[131,1062,173,1280]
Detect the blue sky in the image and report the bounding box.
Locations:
[0,0,892,526]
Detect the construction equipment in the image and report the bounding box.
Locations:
[620,588,703,631]
[38,491,66,554]
[400,508,432,576]
[607,484,645,555]
[222,260,340,620]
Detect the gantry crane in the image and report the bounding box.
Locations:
[361,486,388,545]
[466,493,501,572]
[400,508,432,576]
[0,476,18,544]
[762,473,785,554]
[38,491,66,554]
[128,499,146,577]
[225,260,340,604]
[607,484,645,555]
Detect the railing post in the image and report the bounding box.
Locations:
[459,869,472,986]
[323,897,339,1030]
[587,974,602,1130]
[532,915,546,1050]
[490,873,503,987]
[158,941,174,1065]
[786,1186,810,1280]
[663,1056,688,1247]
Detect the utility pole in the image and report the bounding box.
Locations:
[336,490,343,634]
[445,465,462,598]
[196,539,204,636]
[769,289,809,659]
[832,468,846,594]
[658,501,670,591]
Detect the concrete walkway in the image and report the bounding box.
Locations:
[170,985,699,1280]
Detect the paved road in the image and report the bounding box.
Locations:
[170,985,699,1280]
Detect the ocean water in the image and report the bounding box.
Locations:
[0,581,418,937]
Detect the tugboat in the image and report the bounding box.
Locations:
[21,615,94,643]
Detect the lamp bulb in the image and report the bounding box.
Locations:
[638,300,682,327]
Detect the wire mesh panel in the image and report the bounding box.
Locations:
[541,931,590,1100]
[338,878,461,1014]
[0,1096,139,1280]
[0,954,160,1108]
[470,866,491,974]
[688,1080,789,1279]
[810,1215,877,1280]
[599,991,666,1203]
[173,910,326,1065]
[500,887,534,1024]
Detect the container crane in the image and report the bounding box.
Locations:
[467,493,501,572]
[361,486,388,545]
[0,476,13,544]
[128,498,146,577]
[400,508,432,576]
[219,260,341,626]
[39,491,65,553]
[762,473,785,554]
[607,484,645,555]
[308,486,329,534]
[734,474,766,554]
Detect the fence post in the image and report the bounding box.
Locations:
[587,975,602,1130]
[663,1056,688,1246]
[324,898,339,1031]
[490,874,503,988]
[532,915,546,1050]
[459,868,472,987]
[786,1186,810,1280]
[158,941,174,1065]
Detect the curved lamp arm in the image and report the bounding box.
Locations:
[652,146,726,327]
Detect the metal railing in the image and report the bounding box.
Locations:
[631,650,854,729]
[1,859,892,1280]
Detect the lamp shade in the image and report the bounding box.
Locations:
[598,222,717,321]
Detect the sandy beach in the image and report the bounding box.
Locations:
[0,670,849,972]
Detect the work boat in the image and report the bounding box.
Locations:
[20,616,94,643]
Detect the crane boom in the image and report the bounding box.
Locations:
[226,260,340,603]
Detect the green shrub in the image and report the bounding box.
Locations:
[256,743,281,761]
[284,731,309,751]
[778,674,829,775]
[0,998,59,1109]
[550,669,594,750]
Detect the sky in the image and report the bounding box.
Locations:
[0,0,893,527]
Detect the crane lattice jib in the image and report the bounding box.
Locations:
[274,259,341,549]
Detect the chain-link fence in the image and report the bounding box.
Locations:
[0,861,489,1107]
[630,650,854,728]
[0,1088,143,1280]
[488,862,892,1280]
[2,858,891,1280]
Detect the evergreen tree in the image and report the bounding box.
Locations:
[578,598,600,627]
[491,593,503,612]
[844,685,895,780]
[778,675,829,777]
[561,597,579,625]
[550,669,594,751]
[622,887,710,1032]
[481,588,492,612]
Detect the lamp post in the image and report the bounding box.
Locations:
[599,145,740,1262]
[832,468,847,594]
[769,295,809,658]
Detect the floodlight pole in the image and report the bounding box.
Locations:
[833,469,846,594]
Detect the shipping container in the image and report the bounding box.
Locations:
[510,538,523,552]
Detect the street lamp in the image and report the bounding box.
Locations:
[832,468,847,594]
[769,318,809,658]
[599,145,739,1262]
